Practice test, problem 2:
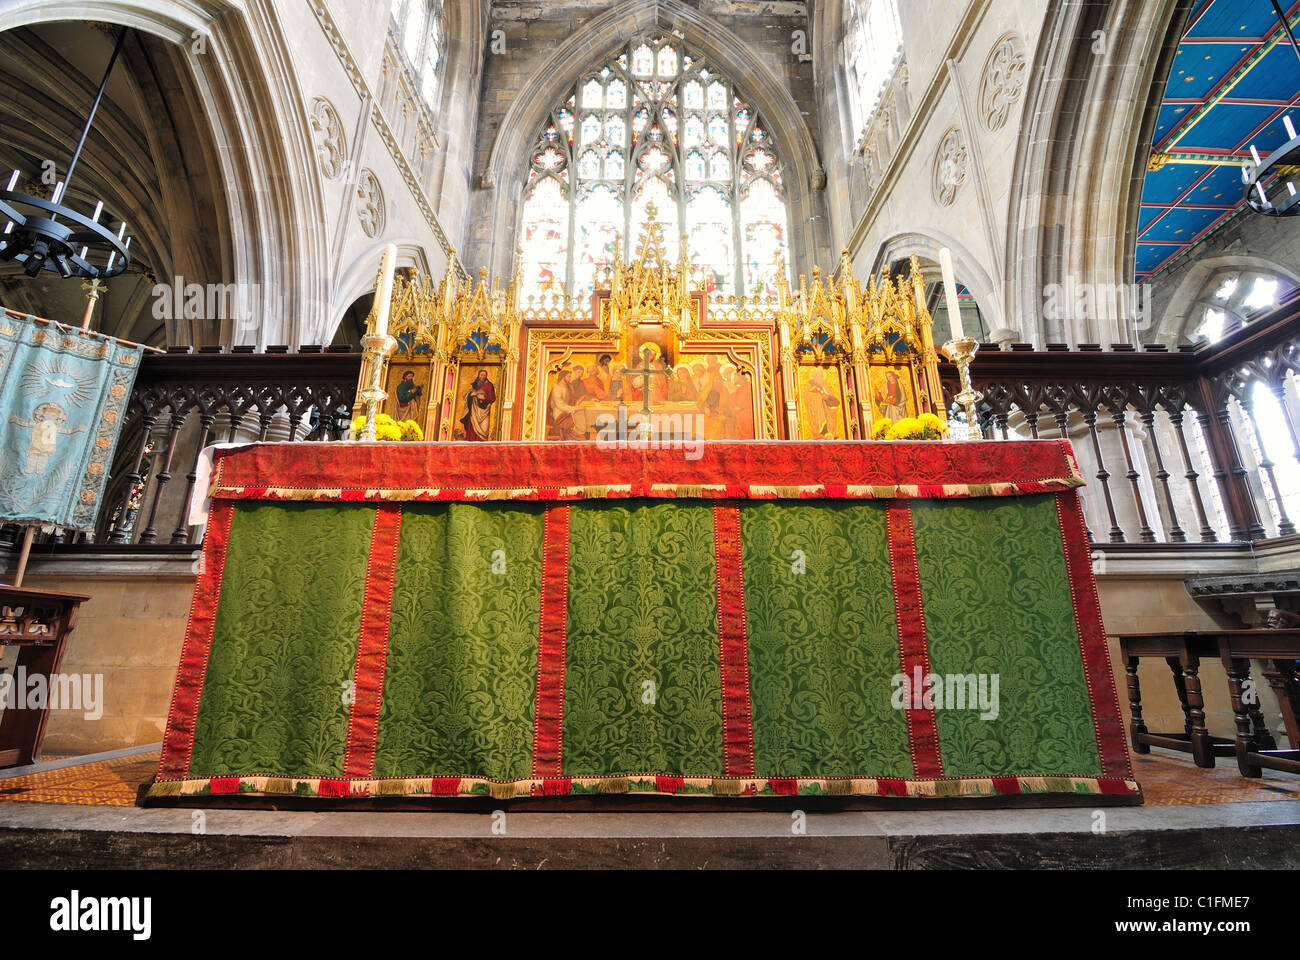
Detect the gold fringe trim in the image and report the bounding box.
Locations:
[147,779,182,798]
[598,778,629,794]
[932,779,963,798]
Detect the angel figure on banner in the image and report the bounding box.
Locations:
[8,402,88,475]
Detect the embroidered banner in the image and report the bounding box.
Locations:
[0,314,143,531]
[150,441,1137,804]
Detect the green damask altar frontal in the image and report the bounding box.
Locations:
[149,440,1138,803]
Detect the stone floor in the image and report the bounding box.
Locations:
[0,746,1297,868]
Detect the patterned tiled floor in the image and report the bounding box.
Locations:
[0,749,1295,807]
[1135,751,1300,805]
[0,751,158,806]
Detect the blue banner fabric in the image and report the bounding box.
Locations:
[0,313,144,531]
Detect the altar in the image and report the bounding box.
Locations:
[147,439,1137,804]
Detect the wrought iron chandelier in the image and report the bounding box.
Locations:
[0,25,132,278]
[1243,1,1300,217]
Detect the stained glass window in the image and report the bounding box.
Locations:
[517,35,791,301]
[390,0,446,113]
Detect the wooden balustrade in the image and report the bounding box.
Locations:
[940,293,1300,546]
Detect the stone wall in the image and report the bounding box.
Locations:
[9,560,197,756]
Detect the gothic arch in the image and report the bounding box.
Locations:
[870,231,999,336]
[1154,254,1300,343]
[0,0,330,348]
[476,0,828,281]
[1005,0,1192,347]
[330,240,434,339]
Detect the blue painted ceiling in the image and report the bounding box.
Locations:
[1137,0,1300,282]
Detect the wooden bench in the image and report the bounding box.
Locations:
[1116,630,1300,777]
[1116,632,1237,768]
[1216,630,1300,777]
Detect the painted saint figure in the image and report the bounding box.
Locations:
[802,370,842,439]
[874,369,909,423]
[460,369,497,442]
[394,371,423,422]
[546,366,582,440]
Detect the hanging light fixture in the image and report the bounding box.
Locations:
[0,25,132,278]
[1243,1,1300,217]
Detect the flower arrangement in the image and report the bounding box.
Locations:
[872,412,949,441]
[350,413,424,442]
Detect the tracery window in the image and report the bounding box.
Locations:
[843,0,904,136]
[517,36,791,302]
[1190,267,1297,343]
[390,0,446,110]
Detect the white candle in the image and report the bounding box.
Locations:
[939,247,964,341]
[5,170,18,191]
[1250,144,1263,165]
[51,181,65,203]
[372,243,398,337]
[1286,116,1297,140]
[91,200,103,222]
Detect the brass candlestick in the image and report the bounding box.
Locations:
[358,331,397,441]
[941,337,983,440]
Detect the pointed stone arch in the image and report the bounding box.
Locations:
[1005,0,1192,347]
[0,0,330,348]
[1154,253,1300,344]
[871,230,999,339]
[474,0,828,281]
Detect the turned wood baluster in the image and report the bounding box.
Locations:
[1264,660,1300,747]
[258,408,274,442]
[1113,406,1155,542]
[138,409,186,545]
[171,411,216,544]
[1167,656,1193,739]
[1125,655,1150,753]
[1246,412,1296,536]
[226,409,244,444]
[1024,409,1041,439]
[1222,654,1263,778]
[1247,694,1278,752]
[106,411,158,545]
[1179,654,1214,768]
[1270,381,1300,476]
[1168,409,1216,542]
[1055,405,1096,541]
[1197,378,1265,541]
[1082,409,1125,543]
[1138,409,1186,542]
